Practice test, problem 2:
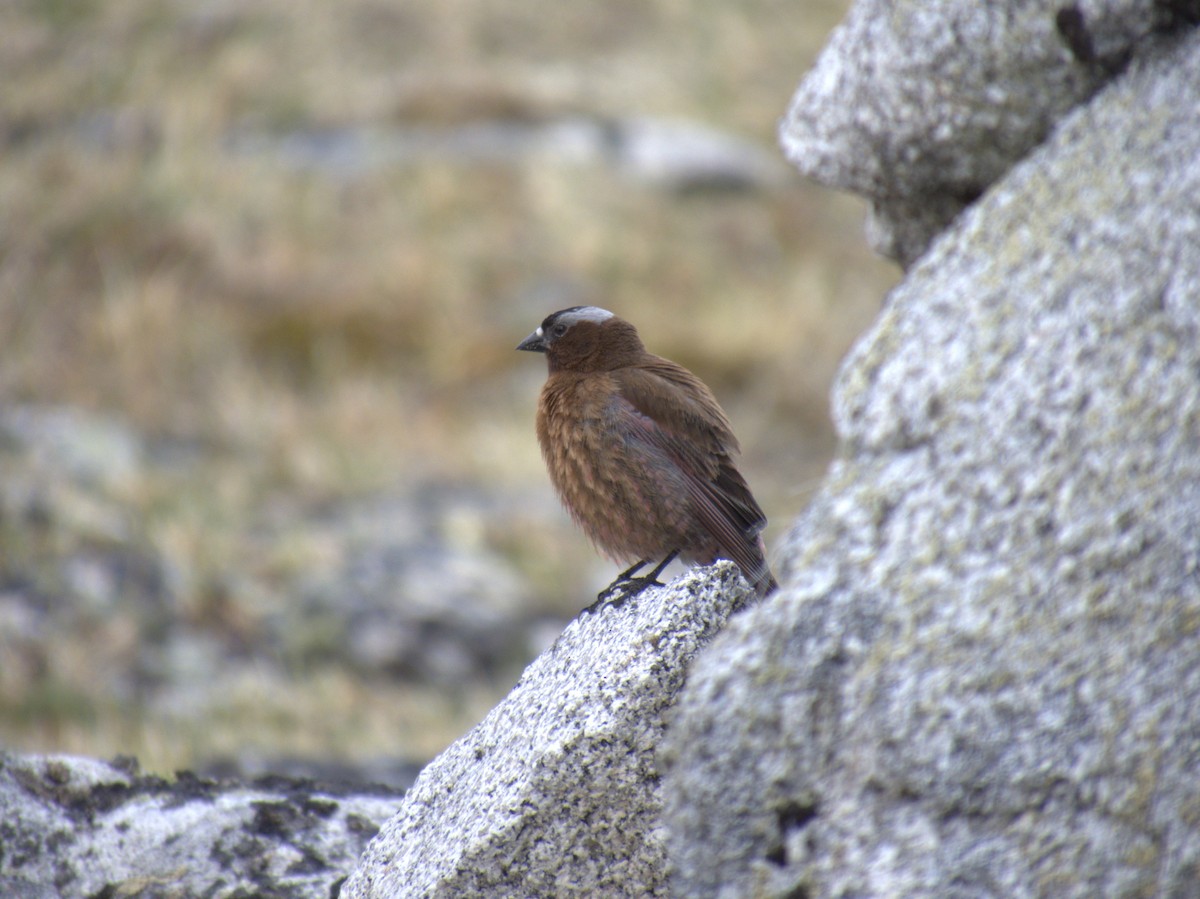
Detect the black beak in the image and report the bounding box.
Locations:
[517,330,547,353]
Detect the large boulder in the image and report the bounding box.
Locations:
[779,0,1192,265]
[0,753,401,898]
[664,24,1200,899]
[341,564,753,898]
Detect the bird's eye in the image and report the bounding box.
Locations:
[552,323,567,337]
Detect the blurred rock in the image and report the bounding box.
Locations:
[0,752,401,898]
[341,564,755,898]
[74,107,163,156]
[0,405,143,488]
[0,406,175,700]
[271,486,539,685]
[0,404,545,708]
[609,117,791,191]
[225,115,789,192]
[0,403,559,823]
[779,0,1191,265]
[0,877,58,899]
[200,754,424,794]
[666,27,1200,899]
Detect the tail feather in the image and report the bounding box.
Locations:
[753,567,779,597]
[737,534,777,598]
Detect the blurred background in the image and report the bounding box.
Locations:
[0,0,895,784]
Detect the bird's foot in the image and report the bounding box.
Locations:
[584,551,680,614]
[585,574,665,613]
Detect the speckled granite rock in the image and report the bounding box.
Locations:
[341,564,754,899]
[665,29,1200,899]
[779,0,1194,264]
[0,752,402,898]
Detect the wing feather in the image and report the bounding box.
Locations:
[609,362,772,591]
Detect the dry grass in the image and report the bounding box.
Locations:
[0,0,896,773]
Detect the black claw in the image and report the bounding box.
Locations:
[582,550,682,614]
[585,577,654,613]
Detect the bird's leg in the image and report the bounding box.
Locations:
[614,559,651,581]
[640,550,679,585]
[586,559,649,612]
[587,550,680,613]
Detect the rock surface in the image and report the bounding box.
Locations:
[0,752,402,898]
[341,564,755,898]
[779,0,1191,264]
[665,25,1200,899]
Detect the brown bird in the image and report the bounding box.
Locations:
[517,306,777,601]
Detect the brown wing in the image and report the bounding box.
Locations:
[611,360,772,591]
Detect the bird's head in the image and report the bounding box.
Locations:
[517,306,644,373]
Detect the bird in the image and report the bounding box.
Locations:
[517,305,778,602]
